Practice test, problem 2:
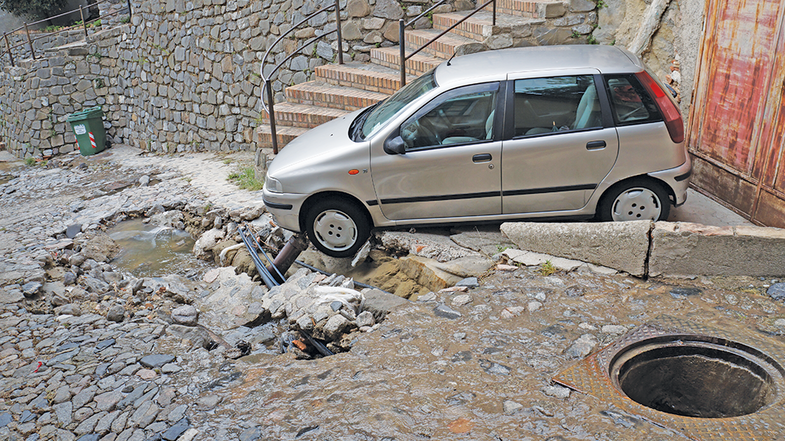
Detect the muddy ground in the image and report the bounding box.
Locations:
[1,146,784,441]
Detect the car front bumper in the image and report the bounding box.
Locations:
[262,189,306,233]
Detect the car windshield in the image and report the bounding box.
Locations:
[358,70,437,140]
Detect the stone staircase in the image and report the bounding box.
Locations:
[256,0,572,150]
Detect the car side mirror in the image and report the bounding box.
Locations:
[384,136,406,155]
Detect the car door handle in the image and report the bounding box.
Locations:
[473,153,493,163]
[586,140,607,150]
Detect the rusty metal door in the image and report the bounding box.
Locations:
[687,0,785,228]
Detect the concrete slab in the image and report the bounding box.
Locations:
[669,189,753,227]
[500,221,652,277]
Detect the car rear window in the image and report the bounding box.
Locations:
[603,74,662,125]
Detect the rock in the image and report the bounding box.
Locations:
[434,303,462,319]
[451,294,472,307]
[66,224,82,238]
[197,395,220,409]
[22,281,42,297]
[193,228,225,260]
[107,306,125,322]
[768,283,785,301]
[140,354,175,368]
[361,289,410,321]
[601,325,627,335]
[162,418,190,440]
[527,301,542,312]
[76,231,119,263]
[355,311,375,327]
[503,400,523,414]
[670,287,702,298]
[55,303,81,316]
[542,384,571,399]
[171,305,199,326]
[565,334,598,359]
[379,231,482,262]
[322,314,351,341]
[455,277,479,288]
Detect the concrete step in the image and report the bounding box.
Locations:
[256,125,309,150]
[285,81,389,111]
[370,47,443,76]
[263,102,349,129]
[403,29,485,59]
[315,63,404,94]
[481,0,567,19]
[433,10,544,42]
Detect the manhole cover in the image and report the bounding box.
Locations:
[553,315,785,440]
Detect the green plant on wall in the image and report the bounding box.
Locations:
[594,0,607,8]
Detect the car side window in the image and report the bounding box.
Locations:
[604,74,661,125]
[400,82,498,150]
[512,75,601,138]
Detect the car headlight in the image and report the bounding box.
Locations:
[265,176,283,193]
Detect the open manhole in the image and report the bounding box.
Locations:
[554,316,785,440]
[610,336,784,418]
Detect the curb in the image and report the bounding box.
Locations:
[500,221,785,278]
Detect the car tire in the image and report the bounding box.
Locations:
[598,179,671,222]
[305,198,370,258]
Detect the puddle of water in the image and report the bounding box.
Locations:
[108,218,212,278]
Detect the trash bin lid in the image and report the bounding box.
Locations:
[67,106,104,121]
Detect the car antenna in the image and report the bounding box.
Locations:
[446,50,457,66]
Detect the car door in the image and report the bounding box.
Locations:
[371,82,503,221]
[501,73,619,214]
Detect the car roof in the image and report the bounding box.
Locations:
[434,45,644,87]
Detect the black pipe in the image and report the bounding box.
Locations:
[293,260,391,294]
[238,226,278,289]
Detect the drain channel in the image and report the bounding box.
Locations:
[609,336,784,418]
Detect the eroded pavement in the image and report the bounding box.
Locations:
[1,146,784,441]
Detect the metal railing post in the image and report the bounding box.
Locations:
[334,0,343,64]
[266,79,279,154]
[79,6,88,37]
[3,33,14,67]
[24,23,35,60]
[399,19,406,87]
[127,0,133,19]
[492,0,496,26]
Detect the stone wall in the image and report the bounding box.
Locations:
[0,0,453,158]
[0,0,705,159]
[1,29,89,66]
[593,0,705,116]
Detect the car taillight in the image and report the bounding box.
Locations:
[636,71,684,143]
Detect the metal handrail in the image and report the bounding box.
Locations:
[2,0,131,67]
[260,0,344,154]
[398,0,496,86]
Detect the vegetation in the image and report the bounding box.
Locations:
[228,167,263,191]
[539,260,556,276]
[0,0,67,20]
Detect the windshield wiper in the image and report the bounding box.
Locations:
[350,103,378,142]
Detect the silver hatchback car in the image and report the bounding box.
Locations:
[263,45,691,257]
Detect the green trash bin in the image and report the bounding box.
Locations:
[67,107,106,156]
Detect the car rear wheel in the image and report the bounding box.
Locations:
[598,179,670,222]
[305,198,370,258]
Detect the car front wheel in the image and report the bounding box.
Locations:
[598,179,670,222]
[305,198,370,258]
